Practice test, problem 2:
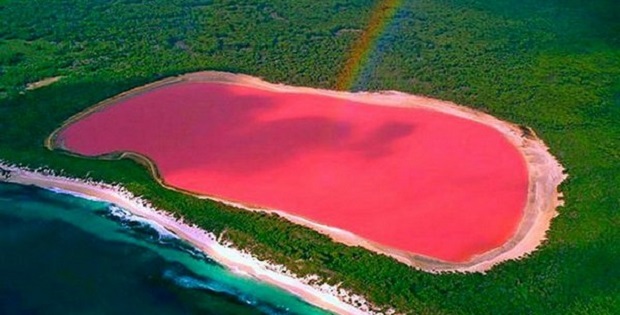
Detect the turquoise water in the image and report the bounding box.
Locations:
[0,182,332,315]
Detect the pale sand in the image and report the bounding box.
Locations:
[26,76,63,90]
[0,163,378,315]
[47,71,567,272]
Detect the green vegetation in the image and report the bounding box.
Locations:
[1,0,619,314]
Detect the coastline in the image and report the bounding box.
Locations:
[0,163,381,315]
[47,71,568,272]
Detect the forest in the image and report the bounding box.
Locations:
[1,0,619,314]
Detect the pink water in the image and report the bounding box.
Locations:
[59,82,529,262]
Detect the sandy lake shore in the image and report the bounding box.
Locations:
[47,71,567,273]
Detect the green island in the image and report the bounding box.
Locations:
[1,0,619,314]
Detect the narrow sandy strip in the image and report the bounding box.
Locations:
[0,163,384,315]
[26,76,63,90]
[47,71,567,272]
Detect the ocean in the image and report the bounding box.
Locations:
[0,182,332,315]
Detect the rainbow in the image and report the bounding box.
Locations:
[335,0,404,90]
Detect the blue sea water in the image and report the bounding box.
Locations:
[0,182,332,315]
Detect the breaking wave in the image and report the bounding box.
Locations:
[100,205,211,261]
[163,267,292,315]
